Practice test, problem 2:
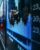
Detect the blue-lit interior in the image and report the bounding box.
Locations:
[7,14,32,39]
[6,0,32,50]
[7,0,32,39]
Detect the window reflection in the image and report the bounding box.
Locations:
[9,0,31,25]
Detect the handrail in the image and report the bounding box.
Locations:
[7,28,40,45]
[7,31,31,50]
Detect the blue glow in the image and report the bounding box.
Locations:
[7,14,32,39]
[6,0,32,41]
